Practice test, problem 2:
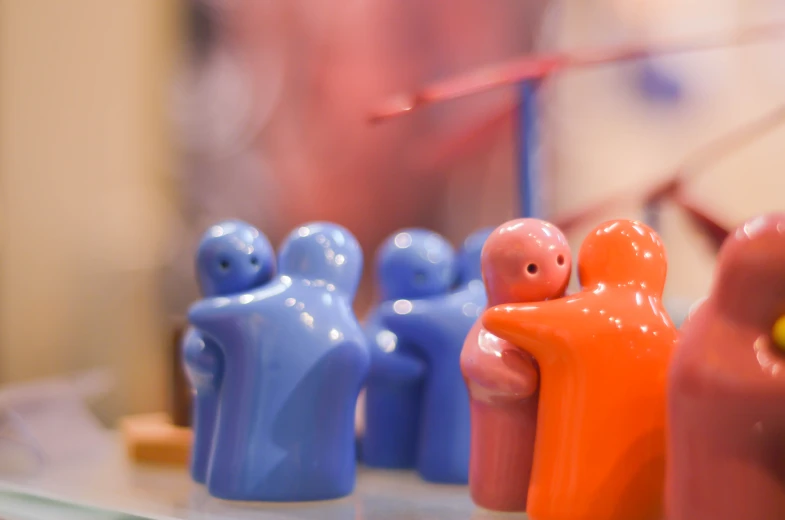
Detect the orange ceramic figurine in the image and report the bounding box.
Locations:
[482,219,677,520]
[460,218,571,512]
[667,213,785,520]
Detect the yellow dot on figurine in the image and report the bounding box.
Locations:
[773,316,785,351]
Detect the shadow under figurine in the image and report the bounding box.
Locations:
[668,213,785,520]
[182,220,276,484]
[460,218,571,512]
[362,229,456,469]
[377,228,490,484]
[483,219,677,520]
[188,222,370,502]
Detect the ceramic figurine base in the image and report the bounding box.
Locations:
[461,218,571,512]
[187,222,369,502]
[362,229,455,470]
[375,228,492,484]
[183,220,277,484]
[483,219,677,520]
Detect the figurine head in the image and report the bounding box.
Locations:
[375,229,456,301]
[279,222,363,299]
[196,220,276,297]
[713,213,785,330]
[578,219,667,294]
[455,227,494,286]
[481,218,571,306]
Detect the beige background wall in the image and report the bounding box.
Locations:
[547,0,785,301]
[0,0,180,421]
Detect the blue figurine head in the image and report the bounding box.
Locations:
[376,229,456,301]
[455,227,494,286]
[279,222,363,299]
[196,220,276,297]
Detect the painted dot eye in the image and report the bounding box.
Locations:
[557,255,565,266]
[526,263,539,275]
[250,256,259,267]
[219,259,231,271]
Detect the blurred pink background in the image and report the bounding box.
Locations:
[170,0,548,315]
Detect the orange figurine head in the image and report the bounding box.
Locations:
[578,219,667,293]
[482,219,572,306]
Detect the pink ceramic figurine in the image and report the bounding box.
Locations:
[460,219,571,512]
[668,213,785,520]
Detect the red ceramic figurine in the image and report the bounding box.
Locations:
[483,219,677,520]
[667,213,785,520]
[460,219,572,512]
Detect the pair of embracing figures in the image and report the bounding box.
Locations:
[454,214,785,520]
[367,217,677,520]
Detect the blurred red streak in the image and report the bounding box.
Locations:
[671,193,730,251]
[554,103,785,233]
[369,22,785,123]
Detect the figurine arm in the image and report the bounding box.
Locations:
[461,328,539,399]
[481,295,588,362]
[365,312,426,382]
[187,298,233,340]
[181,327,221,390]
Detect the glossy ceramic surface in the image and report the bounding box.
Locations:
[460,219,570,512]
[377,230,489,484]
[362,230,455,469]
[483,219,677,520]
[187,222,370,502]
[667,213,785,520]
[195,220,276,298]
[183,220,276,484]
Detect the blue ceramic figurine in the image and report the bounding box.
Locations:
[188,222,370,502]
[377,228,491,484]
[362,229,456,468]
[182,220,276,484]
[455,227,493,286]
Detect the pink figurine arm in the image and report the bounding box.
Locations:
[461,325,538,400]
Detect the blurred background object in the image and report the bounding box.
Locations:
[0,0,784,423]
[0,0,179,423]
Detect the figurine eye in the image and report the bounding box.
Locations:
[557,255,565,266]
[219,259,231,271]
[250,256,259,267]
[526,263,539,275]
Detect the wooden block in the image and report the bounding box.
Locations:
[120,412,192,467]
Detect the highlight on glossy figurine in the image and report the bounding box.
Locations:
[667,213,785,520]
[188,222,370,502]
[460,219,570,512]
[362,229,456,469]
[483,219,677,520]
[183,220,275,484]
[377,228,489,484]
